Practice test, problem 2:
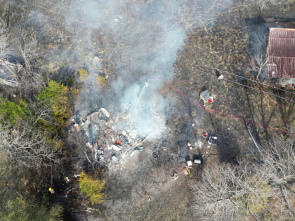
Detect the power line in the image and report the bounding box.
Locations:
[222,78,295,103]
[195,63,295,96]
[218,68,295,96]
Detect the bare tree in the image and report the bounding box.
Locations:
[193,137,295,221]
[192,163,241,221]
[248,0,273,14]
[0,119,61,169]
[258,137,295,217]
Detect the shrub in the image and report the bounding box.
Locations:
[37,80,72,126]
[79,171,105,205]
[0,197,63,221]
[79,68,88,81]
[0,99,30,124]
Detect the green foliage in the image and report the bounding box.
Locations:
[47,204,64,221]
[1,197,30,221]
[79,68,88,81]
[46,137,64,151]
[0,99,29,124]
[0,197,63,221]
[37,119,59,134]
[79,171,105,205]
[37,80,72,126]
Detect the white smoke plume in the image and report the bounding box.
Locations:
[65,0,234,139]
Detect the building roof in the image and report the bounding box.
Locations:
[266,28,295,78]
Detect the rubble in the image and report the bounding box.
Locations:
[152,150,159,158]
[98,108,110,120]
[72,107,147,167]
[112,155,118,162]
[115,140,122,145]
[130,146,143,157]
[111,145,121,152]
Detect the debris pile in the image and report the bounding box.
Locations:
[72,107,147,167]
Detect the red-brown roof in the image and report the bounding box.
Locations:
[266,28,295,78]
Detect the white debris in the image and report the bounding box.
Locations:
[194,159,202,164]
[97,150,104,155]
[122,130,127,136]
[99,155,105,163]
[218,75,224,80]
[196,140,203,148]
[113,16,122,22]
[112,145,121,152]
[129,130,137,140]
[98,108,110,120]
[187,161,193,167]
[65,177,71,183]
[92,56,101,66]
[112,155,118,162]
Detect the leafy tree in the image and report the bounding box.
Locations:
[0,197,63,221]
[0,99,29,124]
[79,171,105,205]
[37,80,72,126]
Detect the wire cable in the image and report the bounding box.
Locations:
[165,81,295,137]
[218,68,295,96]
[195,62,295,96]
[196,63,295,96]
[222,78,295,103]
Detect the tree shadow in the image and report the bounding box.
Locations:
[209,115,240,163]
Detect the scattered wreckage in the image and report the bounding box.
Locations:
[72,107,148,167]
[186,154,203,168]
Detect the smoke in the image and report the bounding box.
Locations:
[65,0,234,139]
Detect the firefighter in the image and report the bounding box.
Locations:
[49,187,55,194]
